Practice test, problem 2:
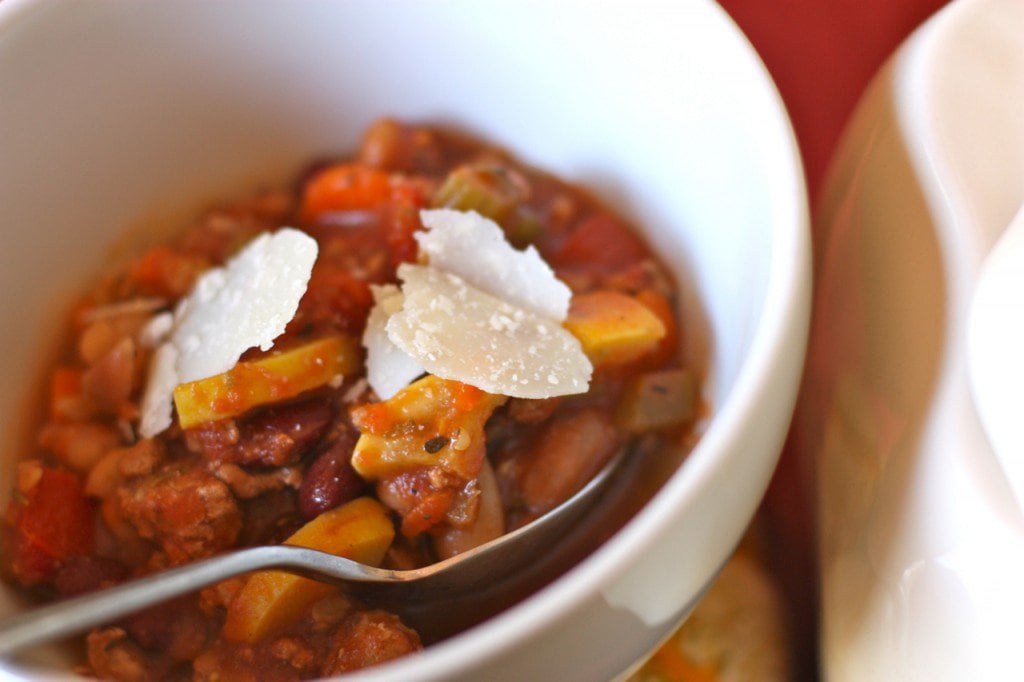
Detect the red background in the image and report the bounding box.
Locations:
[716,1,951,678]
[721,0,951,198]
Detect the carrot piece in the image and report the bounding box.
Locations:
[173,336,358,429]
[222,497,395,643]
[384,180,428,267]
[299,163,391,222]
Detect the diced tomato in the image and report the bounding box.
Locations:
[49,366,83,418]
[383,181,427,267]
[400,488,453,538]
[6,466,94,586]
[299,164,392,223]
[126,245,208,298]
[551,213,648,271]
[451,382,487,413]
[291,266,376,335]
[351,400,397,435]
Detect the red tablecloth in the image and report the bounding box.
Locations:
[721,0,951,198]
[715,2,950,678]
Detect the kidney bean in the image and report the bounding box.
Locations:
[54,555,127,596]
[298,438,365,520]
[186,399,333,467]
[243,400,334,467]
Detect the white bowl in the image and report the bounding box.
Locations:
[0,1,809,679]
[801,0,1024,678]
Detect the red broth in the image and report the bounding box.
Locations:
[1,119,702,680]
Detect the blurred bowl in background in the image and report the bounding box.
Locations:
[801,0,1024,678]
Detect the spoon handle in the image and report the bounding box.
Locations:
[0,545,378,658]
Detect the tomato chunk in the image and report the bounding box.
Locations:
[552,213,648,271]
[5,463,94,586]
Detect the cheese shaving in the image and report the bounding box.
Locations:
[363,284,426,399]
[416,209,571,321]
[138,228,318,437]
[385,264,591,399]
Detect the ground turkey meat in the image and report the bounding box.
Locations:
[321,611,423,676]
[117,464,242,565]
[86,628,157,682]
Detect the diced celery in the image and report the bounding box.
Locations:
[616,368,698,433]
[431,163,523,217]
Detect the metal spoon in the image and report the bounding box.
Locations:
[0,449,623,657]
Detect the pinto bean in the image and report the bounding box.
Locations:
[298,437,365,520]
[81,337,137,415]
[515,408,622,517]
[433,459,504,560]
[38,421,121,473]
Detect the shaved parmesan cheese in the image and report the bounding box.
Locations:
[417,209,571,321]
[138,228,318,437]
[386,264,591,399]
[362,209,593,399]
[363,284,425,399]
[139,311,174,348]
[139,342,179,438]
[172,229,318,383]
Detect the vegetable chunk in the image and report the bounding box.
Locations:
[299,164,391,222]
[564,290,666,366]
[173,336,357,429]
[616,369,698,433]
[5,463,94,586]
[350,375,507,481]
[222,497,395,643]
